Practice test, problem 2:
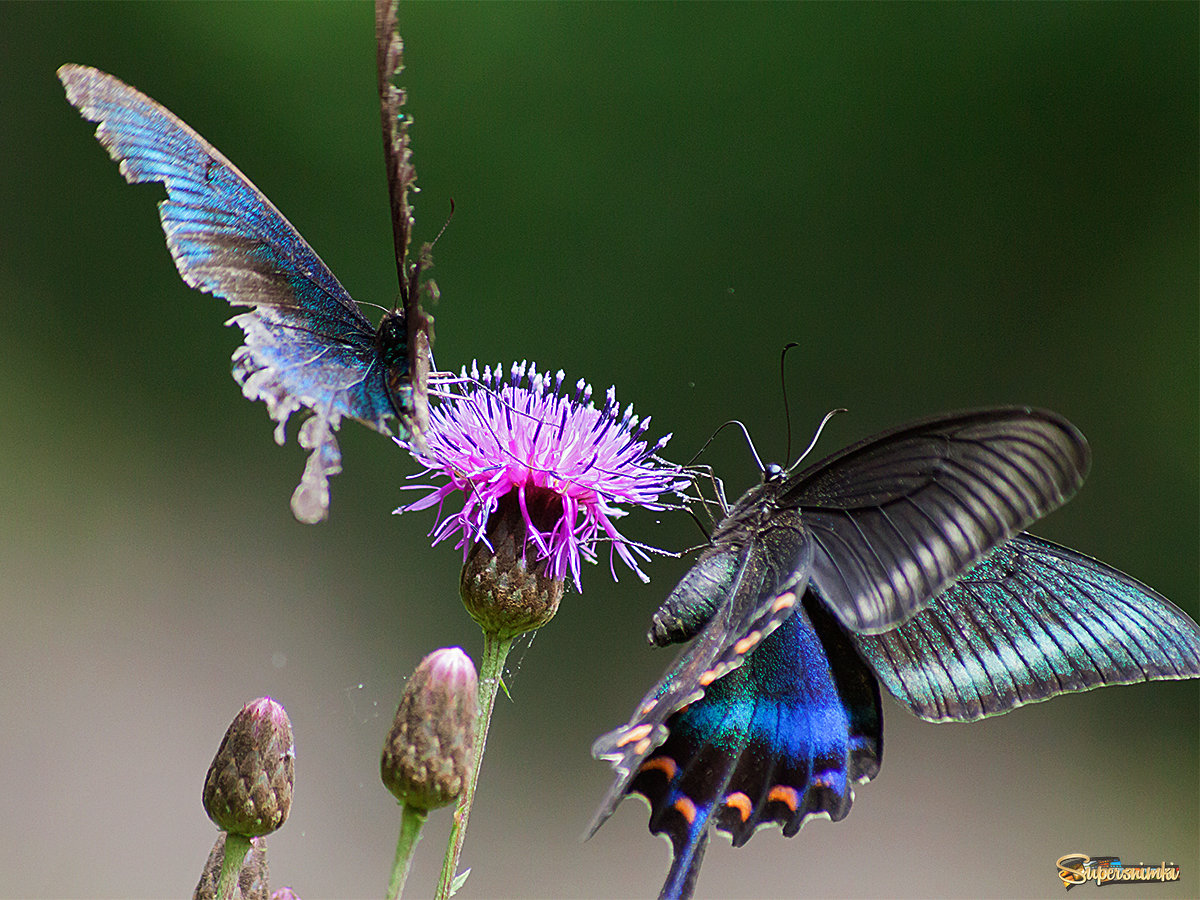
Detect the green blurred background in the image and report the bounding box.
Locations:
[2,2,1196,897]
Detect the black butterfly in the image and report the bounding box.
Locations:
[590,407,1200,899]
[58,1,432,523]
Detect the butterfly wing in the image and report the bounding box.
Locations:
[851,533,1200,721]
[376,0,432,441]
[590,512,815,836]
[59,64,401,522]
[782,407,1090,634]
[623,593,882,900]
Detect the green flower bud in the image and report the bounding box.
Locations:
[203,697,294,837]
[381,647,478,810]
[460,490,565,639]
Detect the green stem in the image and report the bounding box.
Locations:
[215,832,251,900]
[386,803,428,900]
[436,629,514,899]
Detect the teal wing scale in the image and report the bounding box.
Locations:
[852,533,1200,721]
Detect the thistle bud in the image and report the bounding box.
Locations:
[381,647,478,810]
[203,697,294,837]
[460,490,565,639]
[193,833,269,900]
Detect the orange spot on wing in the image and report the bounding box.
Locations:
[767,785,800,812]
[723,791,753,822]
[672,796,697,825]
[771,591,796,613]
[733,631,761,655]
[637,756,678,779]
[698,669,719,686]
[616,723,653,748]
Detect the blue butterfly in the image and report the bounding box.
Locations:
[58,5,431,523]
[590,408,1200,899]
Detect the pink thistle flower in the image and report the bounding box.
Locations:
[397,361,690,591]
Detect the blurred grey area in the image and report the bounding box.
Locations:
[1,3,1195,897]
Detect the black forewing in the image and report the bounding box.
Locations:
[851,534,1200,721]
[781,408,1090,634]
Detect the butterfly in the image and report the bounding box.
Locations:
[589,407,1200,900]
[58,1,432,523]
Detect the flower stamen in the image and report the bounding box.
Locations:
[397,362,691,590]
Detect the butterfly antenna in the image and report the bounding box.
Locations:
[788,407,847,472]
[780,341,800,464]
[403,200,455,313]
[730,419,768,474]
[686,420,767,474]
[430,198,455,248]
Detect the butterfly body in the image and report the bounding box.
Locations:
[61,2,430,522]
[592,408,1200,900]
[649,471,797,647]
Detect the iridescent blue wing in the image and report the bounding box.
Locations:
[851,533,1200,721]
[59,64,409,523]
[611,594,881,900]
[780,408,1090,634]
[589,515,815,844]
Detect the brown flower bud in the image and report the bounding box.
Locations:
[192,832,269,900]
[203,697,294,837]
[460,489,565,639]
[381,647,478,810]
